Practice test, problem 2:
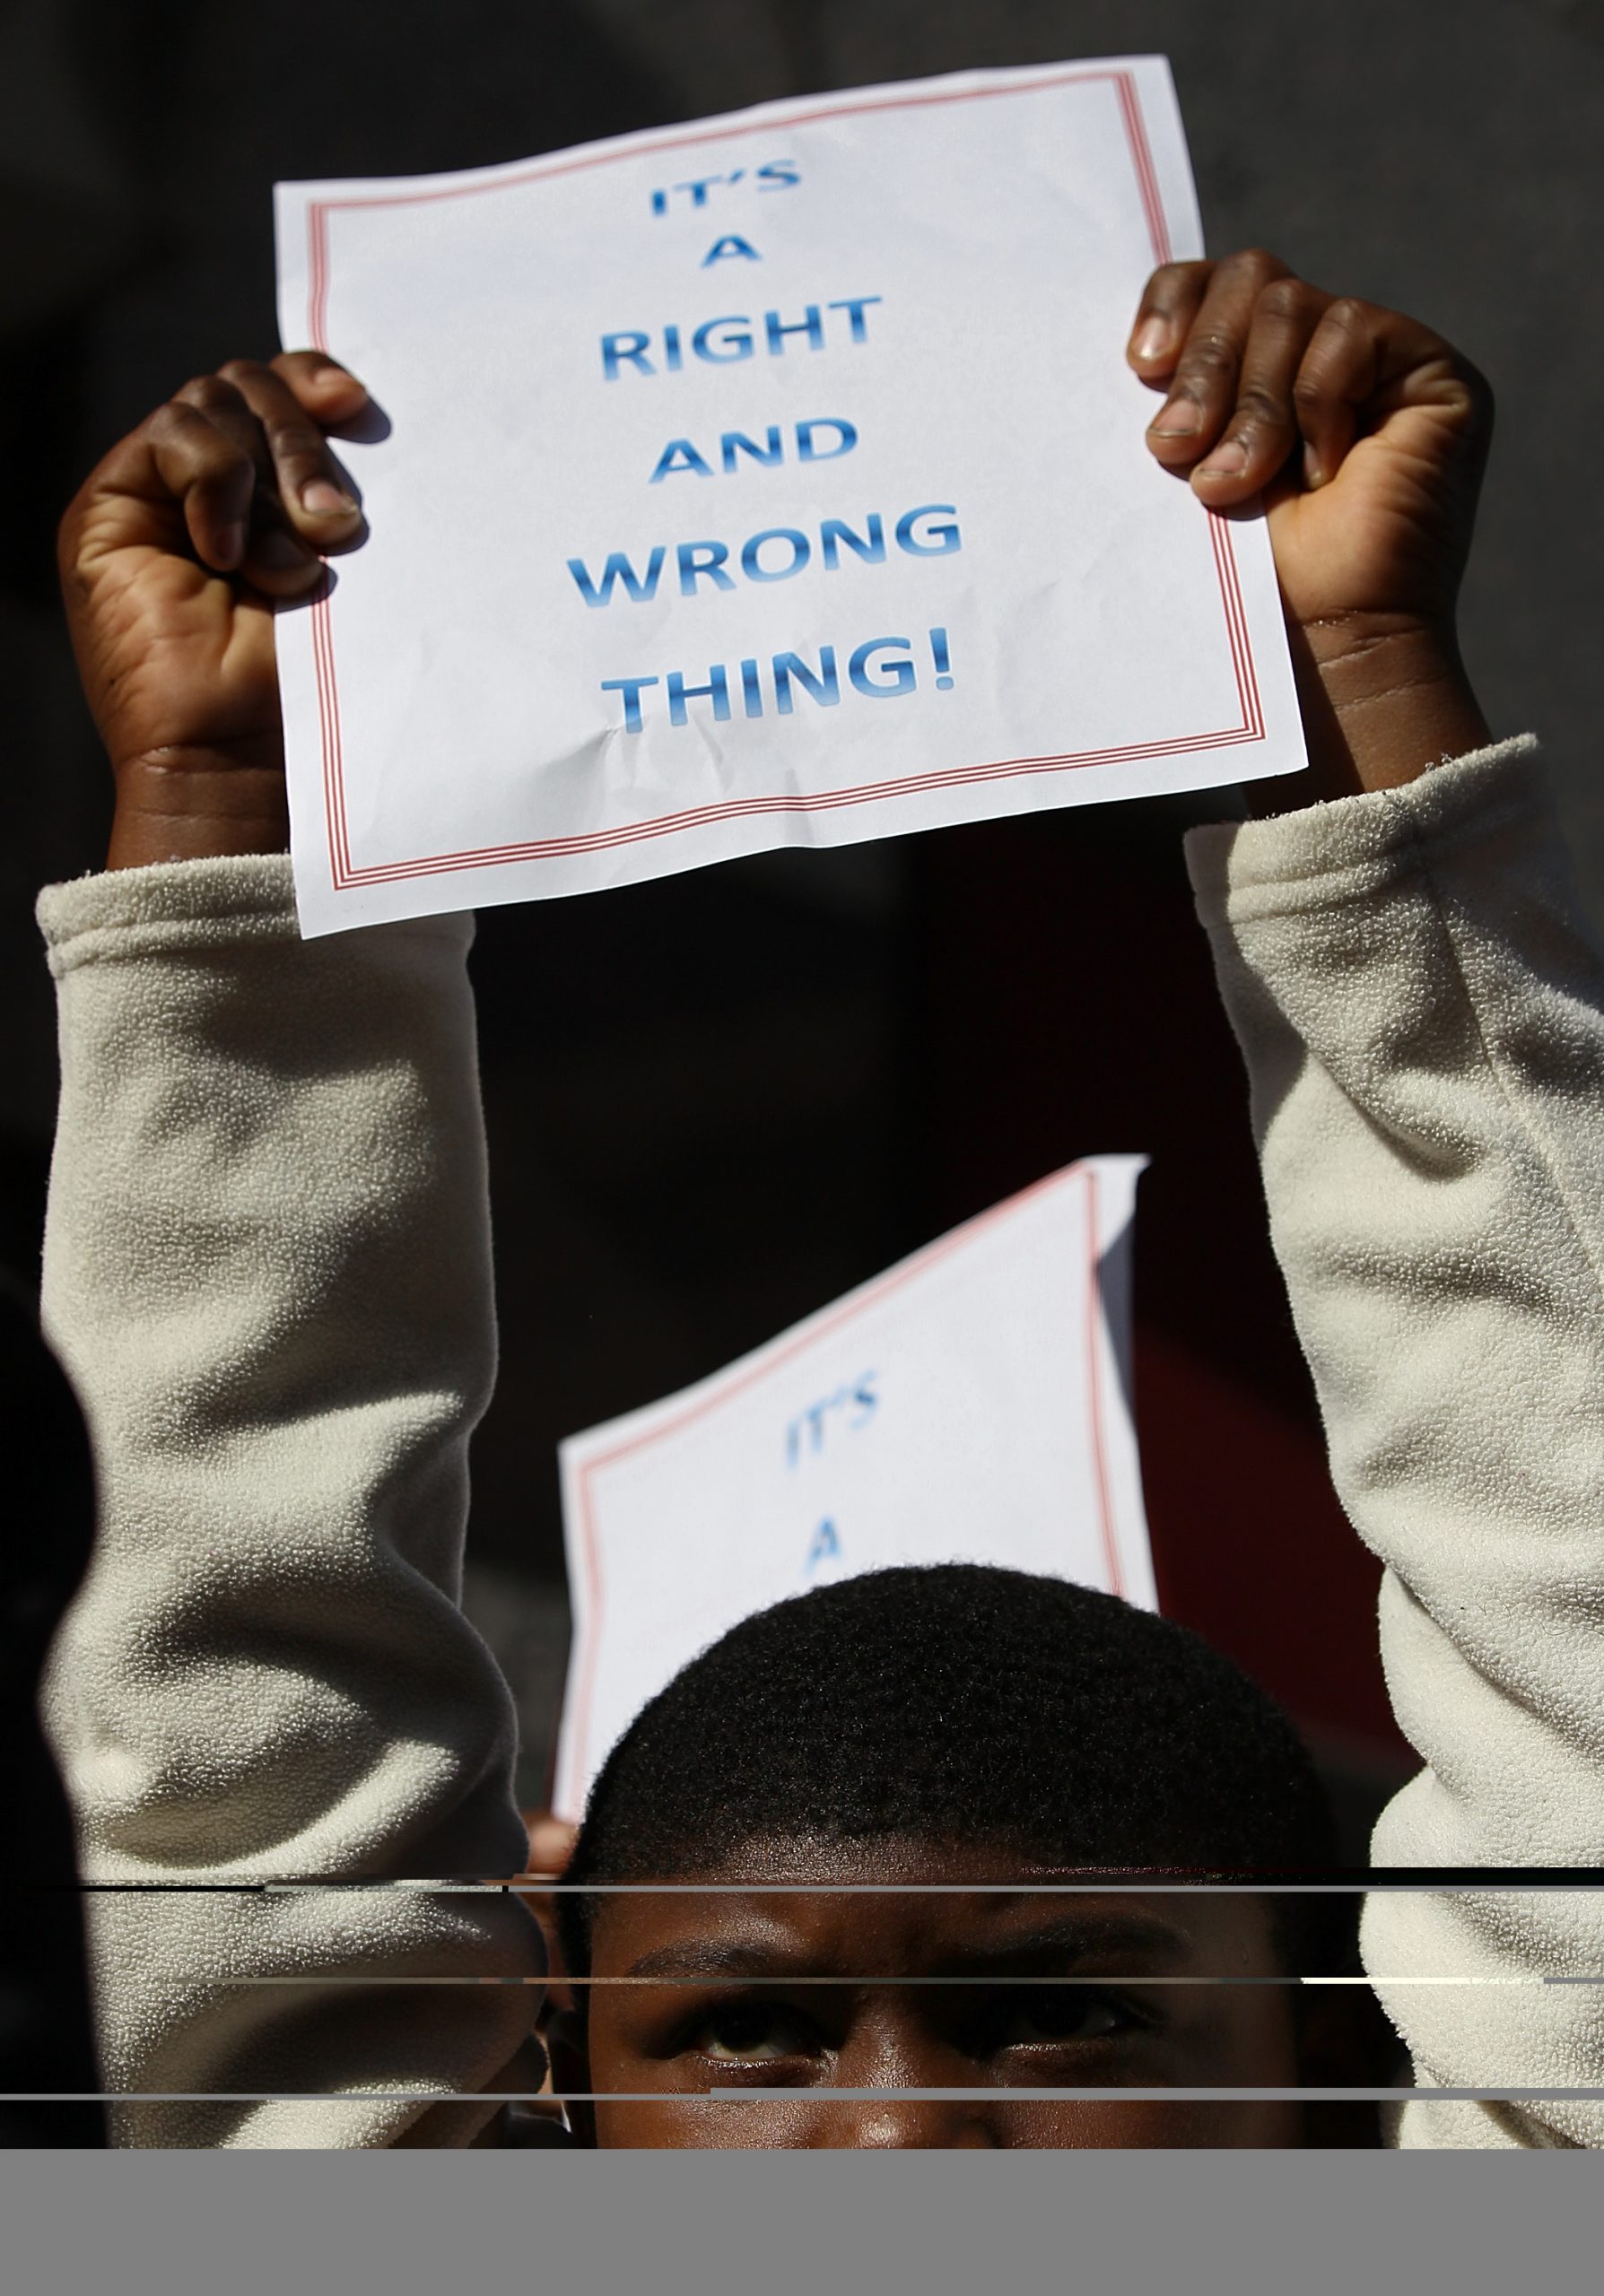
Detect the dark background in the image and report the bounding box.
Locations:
[4,0,1600,1837]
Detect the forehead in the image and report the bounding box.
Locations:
[584,1836,1284,1978]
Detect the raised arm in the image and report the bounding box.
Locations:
[44,358,544,2146]
[1133,255,1604,2145]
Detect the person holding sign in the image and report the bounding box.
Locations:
[39,245,1601,2145]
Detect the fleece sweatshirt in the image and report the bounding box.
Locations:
[36,735,1604,2147]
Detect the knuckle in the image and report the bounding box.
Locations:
[147,399,207,450]
[264,413,326,464]
[1291,371,1329,413]
[1177,332,1239,385]
[173,372,240,415]
[1223,245,1286,282]
[1256,276,1320,324]
[1234,382,1293,430]
[153,409,248,482]
[1322,296,1372,335]
[215,356,269,389]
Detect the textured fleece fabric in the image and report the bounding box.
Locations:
[37,735,1603,2148]
[1187,735,1604,2148]
[36,872,543,2147]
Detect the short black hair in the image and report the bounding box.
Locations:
[560,1563,1352,1977]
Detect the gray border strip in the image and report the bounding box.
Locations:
[67,1879,1604,1893]
[8,2085,1604,2103]
[9,2145,1600,2296]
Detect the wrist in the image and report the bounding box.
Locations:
[1252,613,1491,818]
[107,752,290,870]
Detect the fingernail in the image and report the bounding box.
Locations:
[1198,439,1250,477]
[300,477,356,517]
[1131,317,1171,361]
[1303,444,1324,489]
[1148,398,1201,437]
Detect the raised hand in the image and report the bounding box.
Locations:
[1129,250,1494,798]
[58,355,370,867]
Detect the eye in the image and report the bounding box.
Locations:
[684,2000,822,2064]
[986,1986,1142,2050]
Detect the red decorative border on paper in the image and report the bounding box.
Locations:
[304,67,1262,892]
[557,1161,1127,1813]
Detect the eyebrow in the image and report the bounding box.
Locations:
[623,1913,1192,1983]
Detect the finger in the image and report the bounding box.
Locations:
[1127,259,1214,378]
[140,398,262,573]
[271,349,371,433]
[170,371,273,488]
[1146,248,1292,466]
[526,1813,579,1878]
[216,357,365,544]
[1292,299,1486,489]
[170,373,326,596]
[1190,275,1335,503]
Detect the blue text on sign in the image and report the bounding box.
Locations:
[601,299,881,378]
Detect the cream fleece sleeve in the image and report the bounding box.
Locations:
[1186,737,1604,2149]
[37,856,544,2149]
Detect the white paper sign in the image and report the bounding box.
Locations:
[553,1158,1155,1821]
[273,58,1303,936]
